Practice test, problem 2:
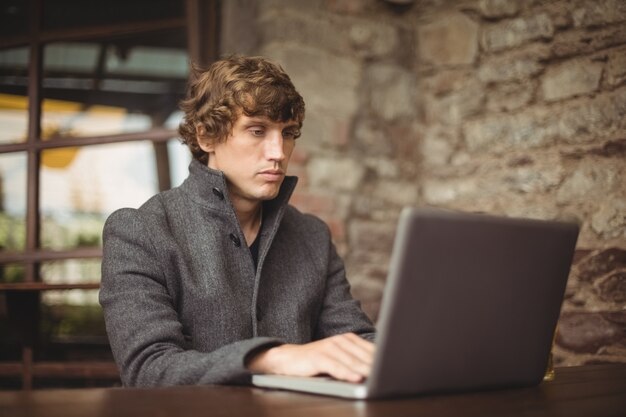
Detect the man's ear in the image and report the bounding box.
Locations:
[196,125,215,152]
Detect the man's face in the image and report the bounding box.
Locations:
[200,114,299,206]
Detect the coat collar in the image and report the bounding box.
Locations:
[180,159,298,219]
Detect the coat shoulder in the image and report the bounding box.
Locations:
[103,191,174,238]
[282,205,331,238]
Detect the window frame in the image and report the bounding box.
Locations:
[0,0,219,283]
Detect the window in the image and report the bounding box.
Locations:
[0,0,218,389]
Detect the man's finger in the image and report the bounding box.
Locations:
[332,334,376,366]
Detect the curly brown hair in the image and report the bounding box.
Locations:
[178,55,306,165]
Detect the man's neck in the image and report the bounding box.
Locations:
[233,198,263,246]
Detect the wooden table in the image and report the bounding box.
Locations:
[1,364,625,417]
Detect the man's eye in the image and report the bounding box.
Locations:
[251,129,265,136]
[283,130,298,140]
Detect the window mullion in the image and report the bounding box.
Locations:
[25,0,43,283]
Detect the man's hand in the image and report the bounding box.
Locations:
[247,333,375,383]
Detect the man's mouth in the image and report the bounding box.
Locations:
[259,169,285,181]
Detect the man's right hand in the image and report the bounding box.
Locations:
[247,333,375,383]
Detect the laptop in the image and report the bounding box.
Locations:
[252,207,580,399]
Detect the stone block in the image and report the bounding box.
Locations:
[417,12,479,66]
[486,81,535,112]
[287,147,309,187]
[595,271,626,304]
[349,20,400,59]
[556,163,620,204]
[572,0,626,28]
[261,43,360,118]
[501,201,561,221]
[353,117,395,157]
[348,219,397,253]
[421,178,479,205]
[558,89,626,143]
[351,193,395,221]
[365,63,417,121]
[261,0,325,11]
[421,69,471,96]
[220,0,258,56]
[590,138,626,158]
[502,162,564,194]
[348,271,387,320]
[606,46,626,87]
[288,164,309,187]
[478,0,520,18]
[543,1,574,29]
[307,156,366,191]
[386,122,422,165]
[542,59,603,102]
[299,112,346,153]
[575,248,626,283]
[420,126,459,167]
[325,0,368,14]
[373,180,419,207]
[463,106,557,153]
[591,199,626,239]
[333,118,352,148]
[349,260,387,284]
[259,9,347,55]
[561,138,626,160]
[290,190,337,215]
[466,89,625,153]
[324,216,347,242]
[557,311,624,354]
[463,115,506,152]
[260,8,401,61]
[423,77,484,125]
[478,44,550,83]
[481,13,554,53]
[551,24,626,59]
[363,157,400,179]
[289,147,310,165]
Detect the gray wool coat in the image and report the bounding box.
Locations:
[99,160,375,387]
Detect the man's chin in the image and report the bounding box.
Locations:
[259,190,280,201]
[246,190,278,203]
[257,183,283,201]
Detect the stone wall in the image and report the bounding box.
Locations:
[220,0,626,366]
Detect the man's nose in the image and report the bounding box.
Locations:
[266,132,286,161]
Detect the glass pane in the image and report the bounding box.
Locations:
[165,110,191,188]
[40,141,159,250]
[0,152,27,252]
[168,138,191,188]
[0,263,25,284]
[0,46,29,144]
[0,0,29,37]
[41,259,101,285]
[43,0,184,31]
[42,32,187,140]
[41,95,152,139]
[0,289,21,363]
[0,94,28,144]
[41,289,106,340]
[106,44,189,79]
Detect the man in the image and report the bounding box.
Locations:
[99,55,376,387]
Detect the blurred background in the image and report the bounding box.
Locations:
[0,0,624,390]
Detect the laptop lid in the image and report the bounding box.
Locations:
[366,207,579,398]
[253,207,579,399]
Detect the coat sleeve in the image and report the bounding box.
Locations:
[99,209,282,387]
[312,220,377,342]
